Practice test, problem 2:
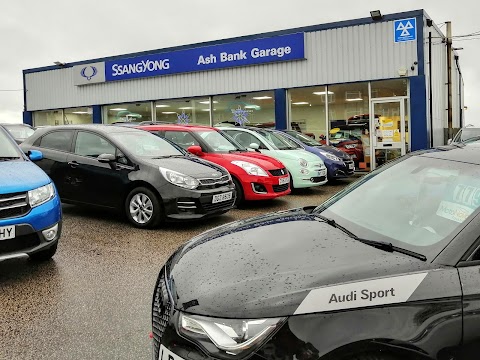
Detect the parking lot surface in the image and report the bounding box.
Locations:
[0,179,355,360]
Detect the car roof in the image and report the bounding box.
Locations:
[138,124,217,131]
[34,124,143,135]
[417,146,480,166]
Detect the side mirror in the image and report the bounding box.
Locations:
[249,143,260,150]
[447,139,453,145]
[187,145,204,156]
[28,150,43,162]
[97,153,116,163]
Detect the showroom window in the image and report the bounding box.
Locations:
[371,79,408,98]
[289,86,328,143]
[327,82,369,144]
[155,97,210,125]
[212,91,275,128]
[64,107,93,125]
[104,102,153,124]
[33,110,64,126]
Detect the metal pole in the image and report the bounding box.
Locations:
[446,21,453,137]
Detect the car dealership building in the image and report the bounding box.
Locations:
[23,9,464,170]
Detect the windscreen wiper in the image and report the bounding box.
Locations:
[0,156,20,161]
[313,214,426,261]
[151,155,185,159]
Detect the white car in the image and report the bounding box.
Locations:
[218,127,328,189]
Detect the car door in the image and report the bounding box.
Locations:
[31,130,75,199]
[66,131,132,208]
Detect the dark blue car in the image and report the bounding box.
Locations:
[0,127,62,262]
[276,130,355,180]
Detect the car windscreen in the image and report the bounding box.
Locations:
[3,124,35,140]
[255,129,301,150]
[110,131,185,158]
[316,156,480,261]
[0,130,22,159]
[284,131,322,146]
[197,130,245,152]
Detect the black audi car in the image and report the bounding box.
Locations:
[21,125,235,228]
[152,146,480,360]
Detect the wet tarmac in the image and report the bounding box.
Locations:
[0,179,356,359]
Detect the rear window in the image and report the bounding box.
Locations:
[40,131,74,152]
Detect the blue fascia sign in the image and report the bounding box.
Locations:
[104,33,305,82]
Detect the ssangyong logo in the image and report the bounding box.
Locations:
[80,66,98,81]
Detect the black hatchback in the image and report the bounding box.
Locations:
[21,125,235,228]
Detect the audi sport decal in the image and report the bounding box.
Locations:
[294,272,428,315]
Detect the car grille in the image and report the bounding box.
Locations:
[0,233,40,254]
[202,198,235,212]
[197,175,230,190]
[152,274,172,360]
[311,176,326,183]
[269,168,287,176]
[273,184,289,193]
[0,192,30,220]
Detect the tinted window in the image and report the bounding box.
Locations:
[75,132,116,157]
[40,131,74,152]
[164,131,200,149]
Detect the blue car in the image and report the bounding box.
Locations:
[276,130,355,180]
[0,127,62,262]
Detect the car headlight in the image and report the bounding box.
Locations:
[28,183,55,208]
[298,158,308,167]
[179,312,285,359]
[231,161,268,177]
[160,167,200,190]
[320,152,341,162]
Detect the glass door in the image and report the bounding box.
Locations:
[371,99,406,170]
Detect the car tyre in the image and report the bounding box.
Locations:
[125,187,163,229]
[29,243,57,261]
[232,177,244,207]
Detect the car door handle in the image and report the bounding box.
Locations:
[68,161,79,168]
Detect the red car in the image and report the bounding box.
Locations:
[137,125,291,204]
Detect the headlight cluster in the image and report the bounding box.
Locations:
[179,312,285,359]
[231,161,268,177]
[320,152,341,162]
[28,183,55,208]
[160,168,200,190]
[298,158,308,168]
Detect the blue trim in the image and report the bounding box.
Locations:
[23,10,424,75]
[416,14,425,76]
[410,76,428,150]
[92,105,102,124]
[23,111,33,126]
[274,89,287,130]
[22,71,27,112]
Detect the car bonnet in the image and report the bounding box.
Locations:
[166,208,445,318]
[145,156,227,178]
[217,152,285,170]
[0,161,51,193]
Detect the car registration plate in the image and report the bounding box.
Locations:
[0,225,15,240]
[348,163,355,170]
[279,176,290,185]
[159,345,185,360]
[318,169,327,177]
[212,192,233,204]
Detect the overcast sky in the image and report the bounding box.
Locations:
[1,0,478,126]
